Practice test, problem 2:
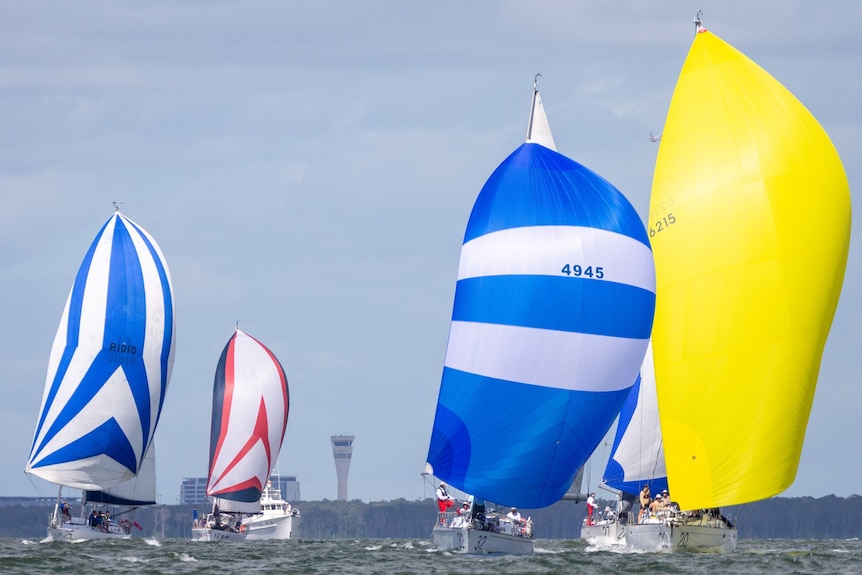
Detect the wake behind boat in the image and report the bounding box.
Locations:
[424,77,655,555]
[192,329,290,543]
[580,508,627,548]
[562,467,627,547]
[25,208,176,541]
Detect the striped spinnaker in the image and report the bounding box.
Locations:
[205,330,289,514]
[26,211,175,491]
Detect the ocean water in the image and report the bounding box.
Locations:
[1,536,860,574]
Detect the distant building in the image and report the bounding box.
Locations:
[331,435,355,501]
[180,475,301,505]
[180,477,208,504]
[270,475,301,502]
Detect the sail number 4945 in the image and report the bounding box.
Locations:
[561,264,604,279]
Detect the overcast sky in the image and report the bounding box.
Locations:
[1,1,859,505]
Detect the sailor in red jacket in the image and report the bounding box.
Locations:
[436,482,454,513]
[586,493,599,525]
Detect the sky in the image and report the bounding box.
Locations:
[1,1,859,505]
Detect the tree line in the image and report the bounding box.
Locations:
[3,494,860,540]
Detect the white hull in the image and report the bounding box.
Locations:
[433,520,533,554]
[580,520,626,546]
[191,526,247,542]
[48,524,130,541]
[244,513,300,540]
[47,515,131,541]
[626,521,737,553]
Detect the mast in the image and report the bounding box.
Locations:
[525,73,541,142]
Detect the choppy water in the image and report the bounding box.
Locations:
[1,536,860,574]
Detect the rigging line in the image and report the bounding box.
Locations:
[24,472,53,499]
[652,437,664,486]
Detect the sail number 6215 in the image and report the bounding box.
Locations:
[649,212,676,237]
[561,264,604,279]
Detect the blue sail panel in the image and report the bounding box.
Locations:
[428,368,630,508]
[464,143,651,247]
[25,212,176,491]
[452,275,654,339]
[426,140,655,509]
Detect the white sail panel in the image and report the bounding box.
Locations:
[213,496,261,515]
[86,443,157,505]
[603,342,667,491]
[445,321,647,393]
[526,88,556,150]
[457,225,655,293]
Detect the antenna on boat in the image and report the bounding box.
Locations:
[525,73,541,142]
[694,10,705,35]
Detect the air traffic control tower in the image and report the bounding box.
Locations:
[331,435,355,501]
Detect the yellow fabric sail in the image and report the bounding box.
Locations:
[649,30,851,510]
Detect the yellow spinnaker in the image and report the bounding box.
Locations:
[649,30,851,510]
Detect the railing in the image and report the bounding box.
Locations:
[436,510,533,538]
[635,506,733,529]
[436,511,457,526]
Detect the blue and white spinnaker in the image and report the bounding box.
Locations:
[426,82,655,509]
[26,210,176,492]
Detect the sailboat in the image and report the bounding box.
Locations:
[581,342,668,546]
[632,14,851,553]
[424,78,656,554]
[622,342,734,552]
[25,208,176,541]
[192,328,290,542]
